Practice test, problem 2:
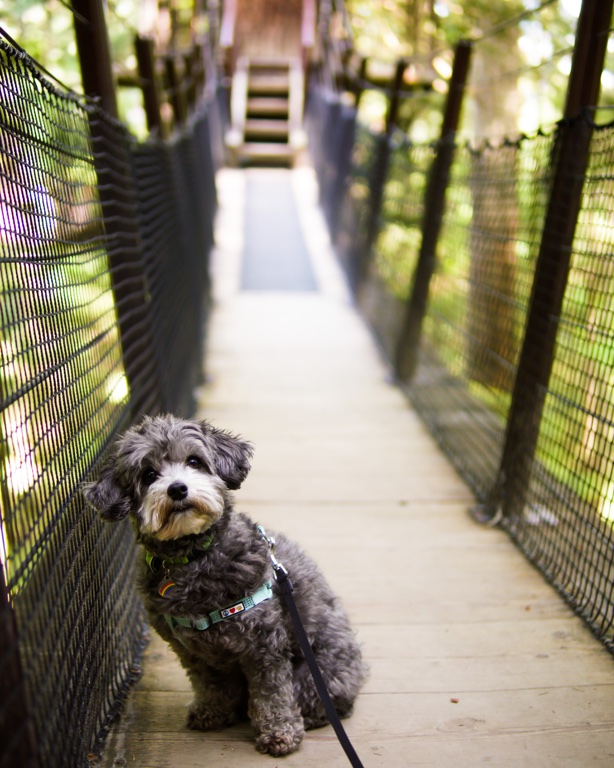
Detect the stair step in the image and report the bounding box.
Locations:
[247,97,290,117]
[239,143,294,162]
[248,75,290,95]
[248,57,295,70]
[245,119,289,139]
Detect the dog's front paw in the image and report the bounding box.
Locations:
[187,702,237,732]
[255,726,304,757]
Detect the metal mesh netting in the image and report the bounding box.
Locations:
[306,83,358,246]
[407,133,554,499]
[0,39,215,766]
[312,82,614,650]
[366,121,614,650]
[361,132,435,361]
[0,42,145,767]
[509,123,614,645]
[132,111,215,417]
[334,121,381,285]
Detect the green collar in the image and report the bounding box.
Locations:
[145,534,214,573]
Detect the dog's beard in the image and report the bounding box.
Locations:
[139,467,226,541]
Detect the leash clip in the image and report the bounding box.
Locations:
[257,525,290,585]
[271,554,289,583]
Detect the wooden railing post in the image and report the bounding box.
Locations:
[72,0,162,416]
[0,562,41,768]
[135,35,165,137]
[354,59,408,289]
[192,42,206,98]
[385,58,407,135]
[72,0,118,118]
[485,0,614,521]
[301,0,316,68]
[353,55,368,109]
[165,53,188,126]
[184,49,197,111]
[219,0,237,76]
[394,40,472,381]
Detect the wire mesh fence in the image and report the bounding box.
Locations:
[0,35,215,767]
[318,114,382,289]
[131,109,216,417]
[340,114,614,651]
[359,133,435,361]
[310,40,614,653]
[408,131,554,501]
[507,120,614,644]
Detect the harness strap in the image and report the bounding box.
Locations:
[164,581,273,632]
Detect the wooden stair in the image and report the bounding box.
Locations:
[226,57,306,166]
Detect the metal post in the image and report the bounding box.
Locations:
[165,54,188,126]
[135,35,165,137]
[394,40,472,381]
[184,49,197,110]
[385,59,407,135]
[353,56,368,109]
[354,59,410,290]
[0,562,41,768]
[487,0,614,521]
[71,4,162,416]
[71,0,118,118]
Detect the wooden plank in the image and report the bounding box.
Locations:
[138,616,613,695]
[247,97,290,116]
[106,688,614,768]
[115,686,614,737]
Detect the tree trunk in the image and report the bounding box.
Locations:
[467,31,521,391]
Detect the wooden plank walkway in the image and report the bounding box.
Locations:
[102,168,614,767]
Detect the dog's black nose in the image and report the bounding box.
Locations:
[167,481,188,501]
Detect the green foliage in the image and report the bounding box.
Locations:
[0,0,81,88]
[347,1,614,138]
[0,0,146,130]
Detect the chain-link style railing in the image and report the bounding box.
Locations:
[309,0,614,654]
[0,36,215,767]
[312,99,614,654]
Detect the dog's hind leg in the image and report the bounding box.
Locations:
[185,663,248,731]
[293,640,367,730]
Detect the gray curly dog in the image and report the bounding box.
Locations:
[85,414,367,757]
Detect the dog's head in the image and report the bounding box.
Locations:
[84,415,253,541]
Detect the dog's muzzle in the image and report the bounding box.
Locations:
[140,470,226,540]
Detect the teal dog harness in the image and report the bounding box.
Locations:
[146,527,275,632]
[163,580,274,632]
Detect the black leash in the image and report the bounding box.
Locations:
[262,535,365,768]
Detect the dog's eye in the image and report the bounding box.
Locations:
[141,467,158,486]
[186,455,206,471]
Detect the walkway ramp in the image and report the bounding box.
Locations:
[102,168,614,767]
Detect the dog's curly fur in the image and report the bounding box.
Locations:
[85,414,367,756]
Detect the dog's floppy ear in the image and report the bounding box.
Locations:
[83,459,131,523]
[204,423,253,490]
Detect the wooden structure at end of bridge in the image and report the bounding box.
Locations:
[221,0,315,165]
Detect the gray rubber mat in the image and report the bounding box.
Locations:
[241,172,318,291]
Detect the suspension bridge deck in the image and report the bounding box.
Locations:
[101,167,614,767]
